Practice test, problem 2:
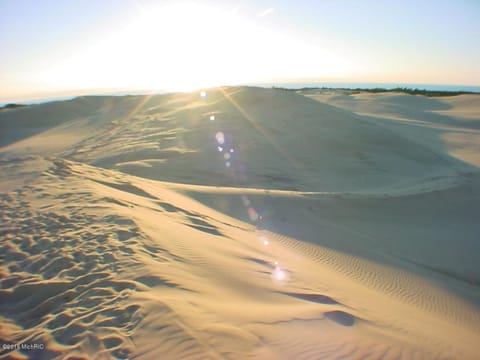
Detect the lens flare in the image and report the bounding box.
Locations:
[263,238,269,246]
[259,235,269,245]
[202,89,292,292]
[247,207,258,221]
[241,195,251,207]
[215,132,225,145]
[271,265,289,285]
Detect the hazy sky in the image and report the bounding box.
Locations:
[1,0,479,102]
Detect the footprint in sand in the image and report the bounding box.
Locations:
[278,291,357,326]
[325,310,356,326]
[279,291,339,305]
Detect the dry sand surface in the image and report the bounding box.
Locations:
[1,87,479,359]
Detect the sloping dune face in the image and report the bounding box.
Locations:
[0,88,461,192]
[1,87,479,359]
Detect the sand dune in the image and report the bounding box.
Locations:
[1,87,479,359]
[1,88,462,192]
[303,90,480,167]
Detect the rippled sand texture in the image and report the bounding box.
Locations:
[1,87,479,359]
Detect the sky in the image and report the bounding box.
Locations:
[1,0,479,103]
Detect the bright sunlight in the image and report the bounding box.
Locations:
[41,2,351,92]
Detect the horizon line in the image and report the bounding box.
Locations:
[2,81,480,106]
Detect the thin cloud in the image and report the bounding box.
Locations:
[257,7,274,17]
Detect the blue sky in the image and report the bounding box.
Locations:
[1,0,479,102]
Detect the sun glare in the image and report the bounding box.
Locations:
[126,3,239,91]
[41,2,352,92]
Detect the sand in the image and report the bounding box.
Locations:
[1,87,479,359]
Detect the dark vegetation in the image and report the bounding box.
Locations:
[0,103,28,111]
[350,87,478,97]
[283,86,479,97]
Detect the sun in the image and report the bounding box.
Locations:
[123,2,256,91]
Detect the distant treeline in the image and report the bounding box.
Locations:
[0,103,28,110]
[279,86,479,97]
[351,87,478,97]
